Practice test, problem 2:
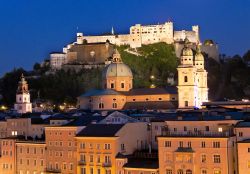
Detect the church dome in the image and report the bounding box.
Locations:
[181,37,193,56]
[102,63,133,79]
[181,47,193,56]
[195,52,204,61]
[102,49,133,79]
[195,45,204,61]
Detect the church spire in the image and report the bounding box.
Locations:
[17,74,29,94]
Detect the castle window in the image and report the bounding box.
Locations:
[111,83,114,89]
[185,101,188,107]
[158,98,162,101]
[146,98,149,101]
[121,83,125,88]
[99,103,104,109]
[213,155,221,163]
[184,76,188,82]
[112,103,117,109]
[133,99,136,101]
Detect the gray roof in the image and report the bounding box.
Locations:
[80,89,123,97]
[122,87,177,96]
[76,124,124,137]
[123,158,159,169]
[102,63,133,78]
[123,101,178,110]
[235,121,250,128]
[63,116,105,127]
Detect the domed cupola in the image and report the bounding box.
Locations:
[194,44,204,69]
[102,49,133,91]
[181,38,194,65]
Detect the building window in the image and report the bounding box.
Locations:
[188,142,192,147]
[121,144,125,151]
[213,155,221,163]
[186,170,192,174]
[213,170,221,174]
[112,103,117,109]
[201,154,206,163]
[104,144,111,150]
[201,141,206,148]
[213,142,220,148]
[121,83,125,88]
[99,103,104,109]
[184,76,188,82]
[185,101,188,107]
[110,83,114,89]
[179,141,183,147]
[239,132,243,137]
[218,127,223,132]
[166,169,172,174]
[165,141,171,147]
[205,126,209,131]
[80,143,85,149]
[201,169,207,174]
[184,126,187,131]
[177,169,183,174]
[159,98,162,101]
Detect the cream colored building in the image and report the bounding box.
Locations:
[50,52,66,70]
[158,119,238,174]
[177,38,208,109]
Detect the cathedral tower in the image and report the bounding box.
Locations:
[14,74,32,114]
[177,39,208,109]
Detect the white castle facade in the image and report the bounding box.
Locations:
[75,21,200,48]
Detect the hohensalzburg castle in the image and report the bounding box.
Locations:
[75,21,200,48]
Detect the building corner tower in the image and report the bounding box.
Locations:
[14,74,32,114]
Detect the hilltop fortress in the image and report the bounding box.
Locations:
[49,21,219,70]
[75,22,199,48]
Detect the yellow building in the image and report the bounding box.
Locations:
[75,123,149,174]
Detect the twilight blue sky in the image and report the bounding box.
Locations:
[0,0,250,76]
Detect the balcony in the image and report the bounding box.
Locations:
[45,168,61,173]
[161,131,234,138]
[102,162,112,167]
[78,160,86,165]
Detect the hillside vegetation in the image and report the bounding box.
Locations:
[0,43,250,106]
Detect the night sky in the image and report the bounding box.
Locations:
[0,0,250,76]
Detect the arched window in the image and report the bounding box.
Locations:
[184,76,188,82]
[201,169,207,174]
[177,169,183,174]
[121,83,125,88]
[166,169,172,174]
[99,103,104,109]
[186,169,192,174]
[185,101,188,107]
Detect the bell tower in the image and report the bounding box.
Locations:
[14,74,32,114]
[177,38,199,108]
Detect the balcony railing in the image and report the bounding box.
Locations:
[102,162,112,167]
[78,160,86,165]
[161,131,234,137]
[45,168,61,173]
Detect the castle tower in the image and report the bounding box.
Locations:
[102,49,133,91]
[192,25,200,43]
[14,74,32,114]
